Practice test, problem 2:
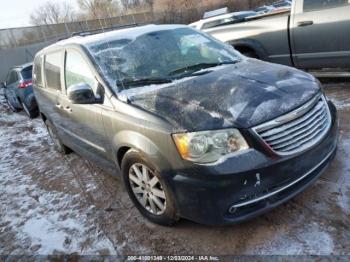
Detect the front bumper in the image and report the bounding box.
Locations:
[169,101,338,225]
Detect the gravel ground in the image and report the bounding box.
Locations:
[0,82,349,257]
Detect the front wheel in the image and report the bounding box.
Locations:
[121,150,178,226]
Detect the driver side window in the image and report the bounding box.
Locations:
[65,49,97,94]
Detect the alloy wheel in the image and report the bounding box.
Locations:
[129,163,167,215]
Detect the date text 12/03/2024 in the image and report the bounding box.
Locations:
[127,256,220,261]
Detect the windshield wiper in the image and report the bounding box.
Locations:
[168,61,238,77]
[116,77,172,88]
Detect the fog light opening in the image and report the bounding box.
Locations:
[228,206,237,214]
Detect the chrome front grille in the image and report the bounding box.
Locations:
[253,95,331,155]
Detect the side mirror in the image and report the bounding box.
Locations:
[67,83,101,104]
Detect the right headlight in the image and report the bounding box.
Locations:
[172,128,249,164]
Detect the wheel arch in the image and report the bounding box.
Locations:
[113,130,172,173]
[228,39,269,60]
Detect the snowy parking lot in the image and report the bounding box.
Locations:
[0,81,349,256]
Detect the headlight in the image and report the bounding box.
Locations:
[172,129,249,163]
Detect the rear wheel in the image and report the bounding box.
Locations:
[21,101,38,119]
[121,150,178,226]
[5,94,20,112]
[45,120,70,154]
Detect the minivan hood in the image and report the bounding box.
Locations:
[123,59,320,132]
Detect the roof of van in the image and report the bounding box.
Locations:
[12,62,33,70]
[40,24,188,52]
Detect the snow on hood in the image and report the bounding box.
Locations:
[123,59,320,131]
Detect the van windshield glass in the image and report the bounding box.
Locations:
[87,28,241,92]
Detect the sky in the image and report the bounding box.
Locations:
[0,0,79,29]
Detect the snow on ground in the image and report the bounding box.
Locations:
[251,222,335,255]
[325,82,350,109]
[0,97,118,255]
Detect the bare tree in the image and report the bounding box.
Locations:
[160,0,199,23]
[78,0,120,19]
[61,2,76,22]
[144,0,154,11]
[225,0,275,10]
[123,0,142,8]
[30,1,75,26]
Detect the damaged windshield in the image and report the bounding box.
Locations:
[87,27,241,92]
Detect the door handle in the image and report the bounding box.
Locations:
[297,20,314,27]
[64,106,72,113]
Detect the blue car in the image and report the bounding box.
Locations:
[1,63,38,118]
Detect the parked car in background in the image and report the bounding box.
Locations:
[254,5,275,14]
[33,24,338,226]
[272,0,292,10]
[205,0,350,74]
[1,63,38,118]
[189,11,257,30]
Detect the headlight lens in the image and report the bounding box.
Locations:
[172,129,249,163]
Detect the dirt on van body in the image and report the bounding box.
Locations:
[0,82,349,257]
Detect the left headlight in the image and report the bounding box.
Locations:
[172,128,249,164]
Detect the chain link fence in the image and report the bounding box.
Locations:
[0,11,170,81]
[0,11,165,50]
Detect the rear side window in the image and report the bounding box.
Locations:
[6,71,18,85]
[44,52,62,90]
[304,0,349,11]
[21,66,32,80]
[33,56,43,86]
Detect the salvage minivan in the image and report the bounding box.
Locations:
[33,25,338,225]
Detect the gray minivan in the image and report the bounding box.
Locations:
[33,25,338,225]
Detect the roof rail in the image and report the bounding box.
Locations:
[70,23,142,37]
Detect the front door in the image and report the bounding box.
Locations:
[291,0,350,70]
[58,48,111,168]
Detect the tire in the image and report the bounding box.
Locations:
[45,120,70,154]
[21,101,39,119]
[121,150,178,226]
[5,94,20,112]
